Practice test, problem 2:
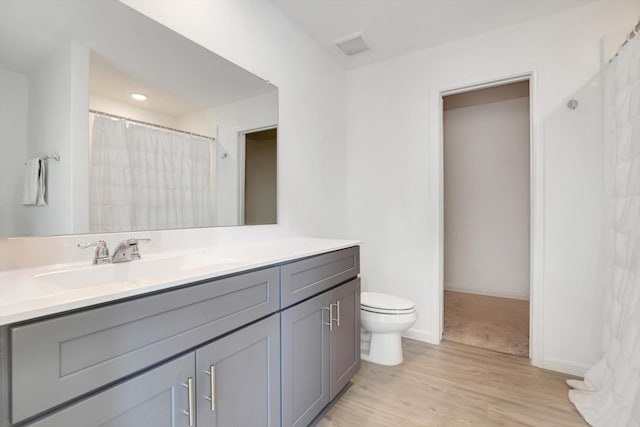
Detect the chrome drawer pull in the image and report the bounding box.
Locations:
[204,365,216,411]
[323,305,333,331]
[331,300,341,327]
[182,377,194,426]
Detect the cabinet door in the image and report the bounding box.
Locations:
[28,353,195,427]
[281,292,331,427]
[196,314,281,427]
[330,278,361,400]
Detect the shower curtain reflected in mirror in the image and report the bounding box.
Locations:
[89,115,214,233]
[568,31,640,426]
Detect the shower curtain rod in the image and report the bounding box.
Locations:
[609,18,640,63]
[89,109,216,141]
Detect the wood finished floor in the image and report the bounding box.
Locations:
[318,339,586,427]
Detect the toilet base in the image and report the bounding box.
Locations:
[361,332,404,366]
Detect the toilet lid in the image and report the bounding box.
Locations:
[361,292,415,312]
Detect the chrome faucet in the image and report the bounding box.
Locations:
[77,240,111,265]
[111,238,151,263]
[78,238,151,264]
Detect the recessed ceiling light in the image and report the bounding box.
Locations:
[130,93,147,101]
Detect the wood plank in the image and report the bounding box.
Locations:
[319,339,586,426]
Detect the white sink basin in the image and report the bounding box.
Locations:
[34,252,241,289]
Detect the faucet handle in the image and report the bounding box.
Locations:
[130,237,151,260]
[78,240,111,265]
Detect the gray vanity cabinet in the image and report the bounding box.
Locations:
[10,267,279,424]
[329,278,361,401]
[281,292,331,427]
[27,353,194,427]
[281,277,361,427]
[1,246,360,427]
[27,315,280,427]
[195,314,280,427]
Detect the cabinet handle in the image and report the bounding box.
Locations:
[332,300,341,327]
[323,305,333,331]
[182,377,195,426]
[204,365,216,411]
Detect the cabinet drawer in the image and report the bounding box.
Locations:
[11,267,280,423]
[281,247,359,308]
[26,353,194,427]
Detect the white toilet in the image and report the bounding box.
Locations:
[360,292,417,366]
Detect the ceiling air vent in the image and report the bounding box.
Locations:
[334,32,369,57]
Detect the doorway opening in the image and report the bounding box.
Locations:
[238,127,278,225]
[442,80,531,358]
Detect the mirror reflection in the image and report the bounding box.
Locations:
[0,0,278,238]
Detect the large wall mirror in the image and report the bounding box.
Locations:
[0,0,278,239]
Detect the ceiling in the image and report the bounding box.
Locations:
[270,0,596,68]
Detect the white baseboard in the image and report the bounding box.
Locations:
[444,284,530,301]
[402,328,589,378]
[541,357,590,377]
[402,328,437,345]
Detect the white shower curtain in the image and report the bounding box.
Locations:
[90,116,213,232]
[568,34,640,426]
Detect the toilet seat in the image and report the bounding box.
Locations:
[361,306,416,315]
[361,292,415,315]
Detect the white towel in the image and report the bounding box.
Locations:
[21,158,47,206]
[22,159,40,205]
[37,158,46,206]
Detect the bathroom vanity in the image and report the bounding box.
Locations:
[0,239,360,427]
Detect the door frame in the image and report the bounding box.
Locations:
[431,70,543,366]
[237,125,278,225]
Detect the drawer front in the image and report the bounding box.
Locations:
[281,247,359,308]
[26,353,194,427]
[11,267,280,423]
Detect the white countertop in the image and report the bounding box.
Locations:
[0,237,359,326]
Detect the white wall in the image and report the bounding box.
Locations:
[0,68,28,236]
[346,0,639,375]
[15,44,91,237]
[177,92,279,226]
[21,47,75,236]
[70,43,90,235]
[0,0,347,270]
[89,95,181,129]
[443,83,530,300]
